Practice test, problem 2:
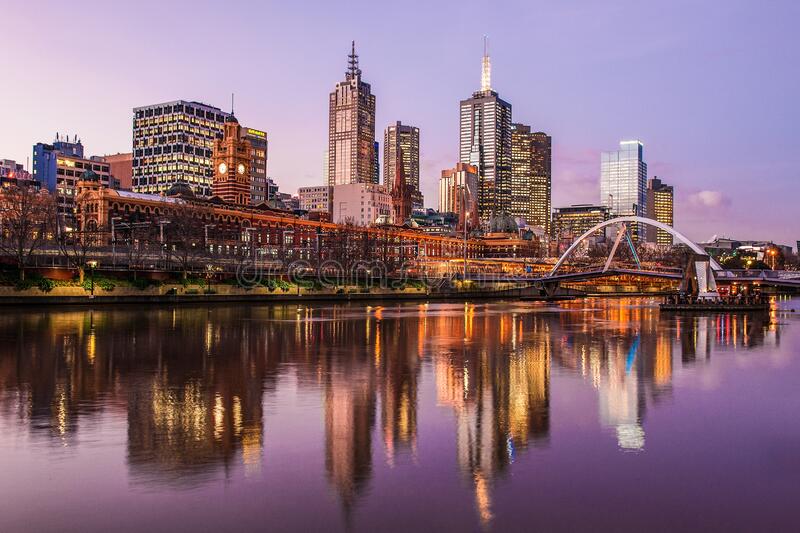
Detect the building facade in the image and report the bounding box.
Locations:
[299,185,333,213]
[332,182,391,226]
[212,116,252,206]
[101,152,133,190]
[0,159,32,181]
[243,127,268,204]
[132,100,231,196]
[646,177,674,245]
[439,163,479,230]
[32,135,112,215]
[600,140,647,239]
[510,123,552,234]
[383,121,422,208]
[552,204,610,241]
[459,45,512,221]
[328,42,376,187]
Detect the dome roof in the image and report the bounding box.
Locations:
[165,182,195,198]
[81,169,100,182]
[489,212,518,234]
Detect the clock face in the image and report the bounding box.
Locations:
[237,163,246,175]
[218,162,228,175]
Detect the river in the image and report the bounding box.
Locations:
[0,297,798,532]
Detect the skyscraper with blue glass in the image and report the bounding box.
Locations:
[600,140,647,239]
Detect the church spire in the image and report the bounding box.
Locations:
[347,40,361,80]
[480,35,491,92]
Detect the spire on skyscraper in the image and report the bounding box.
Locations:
[347,40,361,80]
[481,36,491,92]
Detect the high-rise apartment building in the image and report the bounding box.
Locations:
[459,41,512,221]
[212,115,252,206]
[327,42,376,187]
[646,177,674,245]
[439,163,479,230]
[552,204,610,241]
[33,135,113,215]
[510,123,551,234]
[132,100,231,196]
[384,121,422,208]
[600,140,647,239]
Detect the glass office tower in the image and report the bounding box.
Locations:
[600,140,647,239]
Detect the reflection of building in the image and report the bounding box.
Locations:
[384,122,422,208]
[328,42,376,187]
[646,177,674,245]
[434,310,551,528]
[601,140,648,240]
[460,42,512,221]
[510,123,552,234]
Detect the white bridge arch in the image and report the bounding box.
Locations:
[548,216,721,277]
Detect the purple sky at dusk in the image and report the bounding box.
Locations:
[2,0,798,245]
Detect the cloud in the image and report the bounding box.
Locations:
[687,190,730,209]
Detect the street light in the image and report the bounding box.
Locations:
[111,216,122,268]
[86,260,98,298]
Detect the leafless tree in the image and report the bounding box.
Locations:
[0,184,56,280]
[163,201,210,279]
[57,221,104,283]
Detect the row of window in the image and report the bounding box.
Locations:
[135,105,226,122]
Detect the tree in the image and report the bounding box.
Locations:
[0,184,56,280]
[57,222,104,283]
[163,201,210,279]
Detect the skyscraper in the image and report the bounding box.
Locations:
[459,39,512,221]
[600,140,647,239]
[439,163,479,230]
[328,42,376,187]
[510,123,552,234]
[646,177,674,245]
[383,121,422,208]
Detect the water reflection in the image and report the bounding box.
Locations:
[0,299,787,530]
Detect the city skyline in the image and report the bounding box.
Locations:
[2,0,798,244]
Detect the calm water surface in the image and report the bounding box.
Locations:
[0,297,799,532]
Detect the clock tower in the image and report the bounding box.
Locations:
[212,114,252,206]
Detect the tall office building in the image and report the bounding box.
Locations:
[439,163,479,230]
[243,127,268,204]
[510,123,552,234]
[600,140,647,240]
[328,42,377,187]
[646,177,674,245]
[384,121,422,208]
[132,100,231,196]
[459,40,512,221]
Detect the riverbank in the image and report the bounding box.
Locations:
[0,282,565,306]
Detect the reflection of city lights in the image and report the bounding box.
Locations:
[214,394,225,441]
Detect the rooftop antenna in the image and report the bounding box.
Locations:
[231,93,234,116]
[480,35,491,92]
[347,40,361,79]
